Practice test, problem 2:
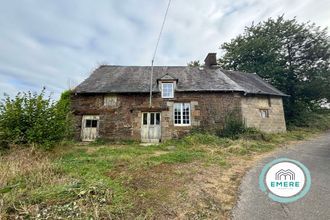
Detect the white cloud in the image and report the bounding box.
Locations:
[0,0,329,99]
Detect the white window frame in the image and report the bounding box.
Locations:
[173,103,191,126]
[161,82,174,98]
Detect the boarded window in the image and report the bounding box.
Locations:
[104,95,117,107]
[174,103,191,125]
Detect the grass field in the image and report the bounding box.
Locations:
[1,113,330,219]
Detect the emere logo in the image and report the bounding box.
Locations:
[259,158,311,203]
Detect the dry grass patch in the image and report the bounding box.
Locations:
[0,126,327,219]
[0,147,68,189]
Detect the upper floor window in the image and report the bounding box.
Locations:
[161,83,174,98]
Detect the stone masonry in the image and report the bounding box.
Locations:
[71,92,243,141]
[241,96,286,133]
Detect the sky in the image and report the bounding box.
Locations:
[0,0,329,99]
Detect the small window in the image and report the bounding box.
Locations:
[86,119,98,128]
[174,103,191,125]
[161,83,174,98]
[143,113,148,125]
[260,109,269,118]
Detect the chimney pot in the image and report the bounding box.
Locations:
[204,53,217,67]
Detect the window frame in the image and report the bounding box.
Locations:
[141,112,161,126]
[259,109,270,118]
[173,103,191,126]
[85,119,98,128]
[161,82,174,98]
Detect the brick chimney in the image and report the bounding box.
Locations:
[204,53,217,67]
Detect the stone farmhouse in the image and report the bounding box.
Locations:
[72,53,287,142]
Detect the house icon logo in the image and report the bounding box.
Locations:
[259,158,311,203]
[275,169,295,181]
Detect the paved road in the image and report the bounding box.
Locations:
[232,132,330,220]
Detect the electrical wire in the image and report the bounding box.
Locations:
[149,0,172,107]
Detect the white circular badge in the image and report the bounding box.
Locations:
[265,161,305,198]
[259,158,311,203]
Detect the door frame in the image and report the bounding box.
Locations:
[141,112,161,143]
[81,115,100,141]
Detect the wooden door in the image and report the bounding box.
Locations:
[141,112,161,143]
[81,115,100,141]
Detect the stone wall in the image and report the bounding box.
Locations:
[241,95,286,133]
[71,92,242,141]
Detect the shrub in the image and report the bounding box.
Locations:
[0,89,73,149]
[217,110,246,139]
[238,128,270,141]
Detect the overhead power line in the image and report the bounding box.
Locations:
[149,0,172,107]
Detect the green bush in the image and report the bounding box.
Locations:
[217,110,246,139]
[0,89,73,149]
[287,110,330,131]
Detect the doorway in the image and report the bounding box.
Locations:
[141,112,161,142]
[81,115,99,141]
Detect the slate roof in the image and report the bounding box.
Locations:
[74,65,287,97]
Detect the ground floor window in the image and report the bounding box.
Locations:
[174,103,191,125]
[86,119,98,128]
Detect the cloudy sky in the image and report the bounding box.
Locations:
[1,0,329,99]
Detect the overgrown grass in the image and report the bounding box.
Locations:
[1,112,329,219]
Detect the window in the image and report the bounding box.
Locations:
[104,95,117,107]
[142,112,160,125]
[150,113,155,125]
[260,109,269,118]
[143,113,148,125]
[174,103,191,125]
[161,83,174,98]
[86,119,98,128]
[155,113,160,125]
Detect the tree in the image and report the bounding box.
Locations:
[219,16,330,124]
[187,60,201,67]
[0,89,73,149]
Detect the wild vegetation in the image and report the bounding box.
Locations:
[1,111,329,219]
[221,16,330,125]
[190,16,330,126]
[1,15,330,219]
[0,89,73,149]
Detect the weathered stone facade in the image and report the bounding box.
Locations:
[71,92,242,141]
[241,95,286,133]
[72,91,286,141]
